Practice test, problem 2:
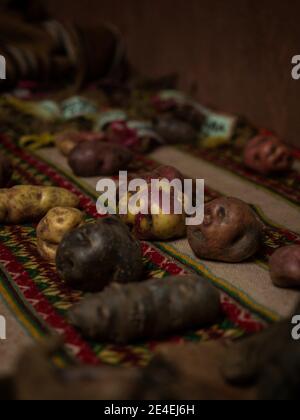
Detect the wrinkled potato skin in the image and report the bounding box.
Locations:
[37,207,85,262]
[0,186,80,224]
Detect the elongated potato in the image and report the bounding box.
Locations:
[37,207,85,262]
[0,186,79,224]
[69,275,221,344]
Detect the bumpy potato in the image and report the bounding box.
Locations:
[56,216,143,292]
[188,197,263,263]
[37,207,85,262]
[0,153,13,188]
[0,186,79,224]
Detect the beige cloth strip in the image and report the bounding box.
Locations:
[150,147,300,234]
[35,146,300,319]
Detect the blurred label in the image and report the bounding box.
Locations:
[96,110,128,131]
[62,96,98,120]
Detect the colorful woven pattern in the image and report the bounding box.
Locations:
[181,144,300,207]
[0,134,273,367]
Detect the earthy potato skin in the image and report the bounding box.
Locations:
[119,165,187,241]
[68,141,133,177]
[68,275,221,344]
[188,197,263,263]
[244,136,294,175]
[270,245,300,288]
[55,130,104,156]
[0,153,13,188]
[37,207,85,262]
[56,216,143,292]
[155,114,197,144]
[0,186,80,224]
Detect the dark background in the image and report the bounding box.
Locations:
[48,1,300,146]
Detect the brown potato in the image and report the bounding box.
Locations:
[0,186,80,224]
[37,207,85,262]
[270,245,300,288]
[188,197,263,262]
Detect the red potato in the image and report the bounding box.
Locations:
[68,140,133,177]
[270,245,300,288]
[55,130,104,156]
[188,197,263,263]
[244,135,294,175]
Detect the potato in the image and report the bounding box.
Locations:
[0,153,13,188]
[270,245,300,288]
[119,166,187,241]
[188,197,263,263]
[68,141,133,177]
[55,130,104,156]
[37,207,85,262]
[0,186,80,224]
[56,216,143,292]
[154,114,197,144]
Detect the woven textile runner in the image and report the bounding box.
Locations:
[179,144,300,207]
[0,134,272,367]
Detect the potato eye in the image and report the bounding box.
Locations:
[217,206,226,219]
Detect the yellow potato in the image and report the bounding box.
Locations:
[37,207,85,262]
[0,186,80,224]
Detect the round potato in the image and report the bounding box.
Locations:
[68,141,133,177]
[56,216,143,292]
[270,245,300,288]
[37,207,85,262]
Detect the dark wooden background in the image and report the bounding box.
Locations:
[47,0,300,146]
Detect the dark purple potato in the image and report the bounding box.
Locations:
[68,141,133,177]
[0,154,13,187]
[270,245,300,288]
[172,103,205,130]
[188,197,263,263]
[154,115,197,144]
[56,216,143,292]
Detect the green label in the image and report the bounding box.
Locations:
[61,96,98,120]
[201,112,237,140]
